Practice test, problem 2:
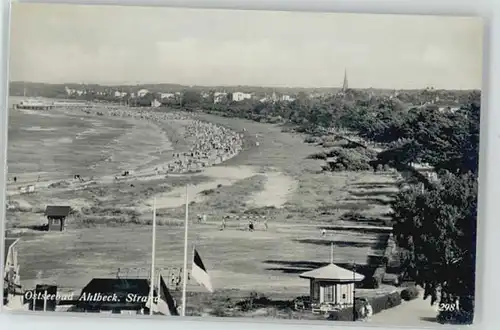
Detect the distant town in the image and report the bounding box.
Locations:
[9,76,469,113]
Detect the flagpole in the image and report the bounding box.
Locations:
[148,197,157,316]
[158,269,162,294]
[43,290,47,312]
[330,242,334,264]
[32,288,36,311]
[156,269,161,312]
[181,185,189,317]
[33,271,42,311]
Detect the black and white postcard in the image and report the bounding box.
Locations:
[2,3,482,327]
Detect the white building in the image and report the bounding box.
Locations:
[160,93,175,99]
[281,95,295,102]
[214,92,228,104]
[232,92,252,102]
[137,89,149,97]
[65,87,76,96]
[438,106,461,113]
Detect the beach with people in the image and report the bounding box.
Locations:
[6,98,397,307]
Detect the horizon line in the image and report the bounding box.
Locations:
[9,81,481,92]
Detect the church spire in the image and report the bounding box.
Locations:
[342,69,348,92]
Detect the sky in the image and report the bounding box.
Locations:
[10,4,484,89]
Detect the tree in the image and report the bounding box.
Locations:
[391,172,477,323]
[374,139,422,167]
[369,98,480,175]
[181,90,201,106]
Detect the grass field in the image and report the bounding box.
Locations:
[5,102,400,311]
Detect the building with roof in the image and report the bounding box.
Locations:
[160,92,175,100]
[214,92,227,104]
[114,91,128,98]
[299,262,364,309]
[28,284,58,311]
[232,92,252,102]
[73,278,152,314]
[281,95,295,102]
[137,89,150,98]
[45,206,71,231]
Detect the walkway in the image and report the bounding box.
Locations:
[365,289,439,327]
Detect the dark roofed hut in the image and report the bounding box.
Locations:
[45,206,71,231]
[74,278,152,314]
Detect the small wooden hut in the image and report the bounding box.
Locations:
[45,206,71,231]
[299,263,364,308]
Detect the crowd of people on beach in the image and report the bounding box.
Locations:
[82,106,244,174]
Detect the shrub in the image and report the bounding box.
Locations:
[332,163,347,171]
[327,308,354,321]
[400,286,419,301]
[362,276,381,289]
[304,136,320,144]
[324,148,374,172]
[386,292,402,308]
[235,293,293,312]
[369,292,402,314]
[293,296,311,311]
[201,188,216,195]
[327,299,369,321]
[308,152,327,160]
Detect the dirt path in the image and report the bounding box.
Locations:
[144,166,257,209]
[365,290,439,326]
[247,171,297,208]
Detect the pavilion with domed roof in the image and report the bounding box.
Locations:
[299,251,364,308]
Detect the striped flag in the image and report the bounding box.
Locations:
[156,274,179,316]
[191,249,213,293]
[147,274,179,316]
